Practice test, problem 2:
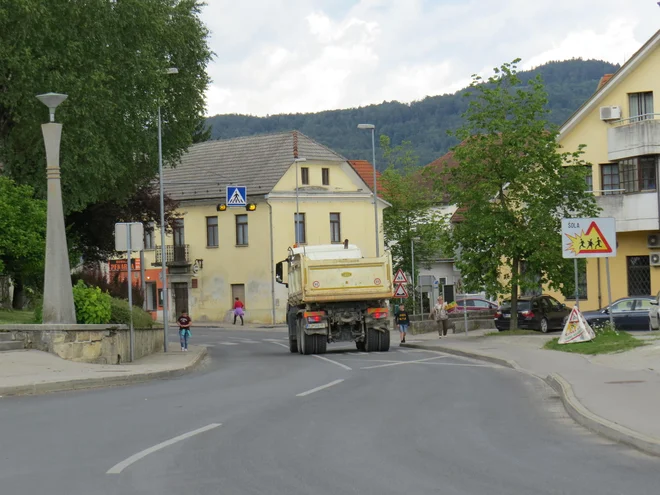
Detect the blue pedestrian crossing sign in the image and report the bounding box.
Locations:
[226,186,247,207]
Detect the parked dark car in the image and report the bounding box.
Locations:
[495,295,571,333]
[452,297,498,312]
[580,296,655,331]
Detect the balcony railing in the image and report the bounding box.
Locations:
[155,245,190,265]
[607,115,660,161]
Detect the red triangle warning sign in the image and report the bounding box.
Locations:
[393,269,408,284]
[393,283,408,298]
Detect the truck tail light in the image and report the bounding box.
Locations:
[367,308,389,319]
[304,311,326,323]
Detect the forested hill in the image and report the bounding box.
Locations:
[206,59,619,166]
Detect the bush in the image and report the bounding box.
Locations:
[110,298,154,328]
[72,280,112,324]
[72,266,144,308]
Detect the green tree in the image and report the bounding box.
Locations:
[444,60,599,329]
[379,135,445,311]
[0,177,47,308]
[0,0,211,252]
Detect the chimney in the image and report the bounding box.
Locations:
[292,130,299,159]
[597,74,613,91]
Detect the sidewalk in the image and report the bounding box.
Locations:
[402,329,660,457]
[0,344,206,397]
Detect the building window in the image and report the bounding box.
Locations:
[173,218,185,246]
[294,213,306,244]
[627,256,651,296]
[235,214,248,246]
[618,157,656,193]
[583,166,593,192]
[301,167,309,185]
[330,213,341,243]
[322,168,330,186]
[206,216,218,247]
[629,91,653,122]
[143,222,155,250]
[600,164,620,195]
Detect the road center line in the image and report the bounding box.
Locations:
[312,354,352,371]
[296,379,345,397]
[106,423,222,474]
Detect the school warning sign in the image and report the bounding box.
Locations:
[561,218,617,259]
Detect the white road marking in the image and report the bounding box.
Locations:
[271,342,290,349]
[361,356,448,370]
[106,423,222,474]
[217,342,239,346]
[262,338,286,342]
[296,379,345,397]
[312,354,352,371]
[234,339,259,344]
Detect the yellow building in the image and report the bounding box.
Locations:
[550,30,660,310]
[144,131,387,324]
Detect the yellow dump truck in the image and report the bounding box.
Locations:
[275,243,393,355]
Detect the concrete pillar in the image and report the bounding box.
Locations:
[41,123,76,324]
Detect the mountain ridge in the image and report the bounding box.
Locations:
[206,59,620,166]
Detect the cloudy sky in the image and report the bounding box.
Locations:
[202,0,660,117]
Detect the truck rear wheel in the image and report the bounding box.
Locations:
[378,330,390,352]
[365,327,380,352]
[312,334,327,354]
[298,319,313,355]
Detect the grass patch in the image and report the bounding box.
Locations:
[0,309,35,324]
[544,328,645,355]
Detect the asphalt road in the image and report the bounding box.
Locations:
[1,327,658,495]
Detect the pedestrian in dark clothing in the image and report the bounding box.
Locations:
[178,311,192,351]
[397,304,410,343]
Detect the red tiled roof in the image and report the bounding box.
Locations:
[347,159,382,195]
[597,74,614,91]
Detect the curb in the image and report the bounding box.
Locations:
[400,343,519,369]
[546,373,660,458]
[0,348,208,398]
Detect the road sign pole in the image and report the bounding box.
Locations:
[464,298,468,336]
[605,257,614,329]
[574,258,579,310]
[127,228,134,362]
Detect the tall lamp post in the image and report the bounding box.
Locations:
[411,237,420,315]
[158,67,178,352]
[357,124,380,257]
[37,93,76,324]
[294,157,307,244]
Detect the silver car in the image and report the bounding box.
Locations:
[649,291,660,330]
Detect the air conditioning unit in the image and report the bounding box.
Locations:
[649,234,660,249]
[600,106,622,121]
[651,253,660,267]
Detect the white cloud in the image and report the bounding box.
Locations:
[201,0,660,117]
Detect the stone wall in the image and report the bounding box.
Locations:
[0,324,164,364]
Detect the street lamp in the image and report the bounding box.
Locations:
[36,93,76,324]
[357,124,380,257]
[158,67,178,352]
[411,237,420,315]
[294,157,307,245]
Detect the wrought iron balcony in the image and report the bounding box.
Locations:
[154,245,190,266]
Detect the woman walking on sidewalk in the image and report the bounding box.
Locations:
[233,297,245,325]
[178,310,192,351]
[431,296,449,338]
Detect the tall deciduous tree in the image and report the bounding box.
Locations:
[0,0,211,248]
[444,60,599,329]
[379,136,445,311]
[0,177,47,308]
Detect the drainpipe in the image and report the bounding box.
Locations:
[267,198,277,325]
